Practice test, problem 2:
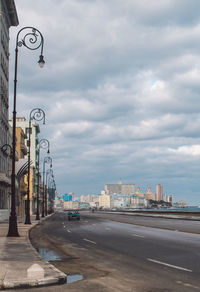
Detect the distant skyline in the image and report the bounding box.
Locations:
[9,0,200,205]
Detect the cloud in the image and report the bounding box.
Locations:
[9,0,200,204]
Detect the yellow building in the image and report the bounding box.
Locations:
[144,187,156,201]
[99,194,111,209]
[16,127,27,216]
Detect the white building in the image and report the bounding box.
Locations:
[131,195,147,208]
[105,180,135,195]
[0,0,18,221]
[64,201,79,210]
[111,194,131,209]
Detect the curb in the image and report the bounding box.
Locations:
[0,214,67,290]
[2,275,66,289]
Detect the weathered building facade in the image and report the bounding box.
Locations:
[0,0,18,221]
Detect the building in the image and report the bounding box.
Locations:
[135,187,144,197]
[10,117,40,215]
[62,194,72,201]
[105,179,135,195]
[15,127,27,217]
[80,194,93,203]
[167,195,173,205]
[0,0,18,221]
[63,201,79,210]
[68,192,75,201]
[111,194,131,209]
[131,195,147,208]
[99,193,111,209]
[156,184,163,201]
[144,187,156,201]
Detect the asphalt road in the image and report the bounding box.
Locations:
[19,211,200,291]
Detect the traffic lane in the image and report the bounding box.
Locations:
[38,213,200,291]
[51,213,200,275]
[83,211,200,233]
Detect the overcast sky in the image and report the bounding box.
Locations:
[9,0,200,205]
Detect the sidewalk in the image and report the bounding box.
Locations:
[0,215,66,290]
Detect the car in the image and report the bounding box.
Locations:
[68,210,80,221]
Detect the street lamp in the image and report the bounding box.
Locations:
[8,27,45,237]
[45,168,53,216]
[35,139,50,220]
[48,175,56,213]
[25,108,45,224]
[42,156,52,217]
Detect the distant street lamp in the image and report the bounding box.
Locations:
[25,108,45,225]
[48,175,56,213]
[8,27,45,237]
[35,139,50,220]
[42,156,52,217]
[45,168,53,215]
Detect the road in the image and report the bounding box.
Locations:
[20,211,200,291]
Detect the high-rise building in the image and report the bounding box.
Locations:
[156,184,163,201]
[0,0,18,221]
[167,195,173,205]
[105,180,135,195]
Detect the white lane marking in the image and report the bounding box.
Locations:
[147,258,192,272]
[105,227,111,231]
[67,229,71,233]
[176,281,200,289]
[83,238,96,244]
[131,234,145,238]
[92,224,96,226]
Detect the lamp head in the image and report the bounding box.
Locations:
[38,55,45,68]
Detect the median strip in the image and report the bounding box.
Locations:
[147,258,192,272]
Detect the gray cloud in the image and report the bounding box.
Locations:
[9,0,200,204]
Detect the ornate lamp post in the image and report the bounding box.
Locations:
[35,139,50,220]
[8,27,45,237]
[25,108,45,224]
[45,168,53,216]
[42,156,52,217]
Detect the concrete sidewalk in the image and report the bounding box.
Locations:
[0,215,66,290]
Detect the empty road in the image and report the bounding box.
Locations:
[27,211,200,292]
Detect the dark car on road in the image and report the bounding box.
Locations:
[68,210,80,221]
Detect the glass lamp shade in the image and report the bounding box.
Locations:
[38,55,45,68]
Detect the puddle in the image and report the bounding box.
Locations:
[37,247,62,261]
[67,274,83,283]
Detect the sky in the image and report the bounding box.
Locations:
[9,0,200,205]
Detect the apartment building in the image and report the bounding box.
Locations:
[105,180,135,195]
[10,117,40,215]
[0,0,18,221]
